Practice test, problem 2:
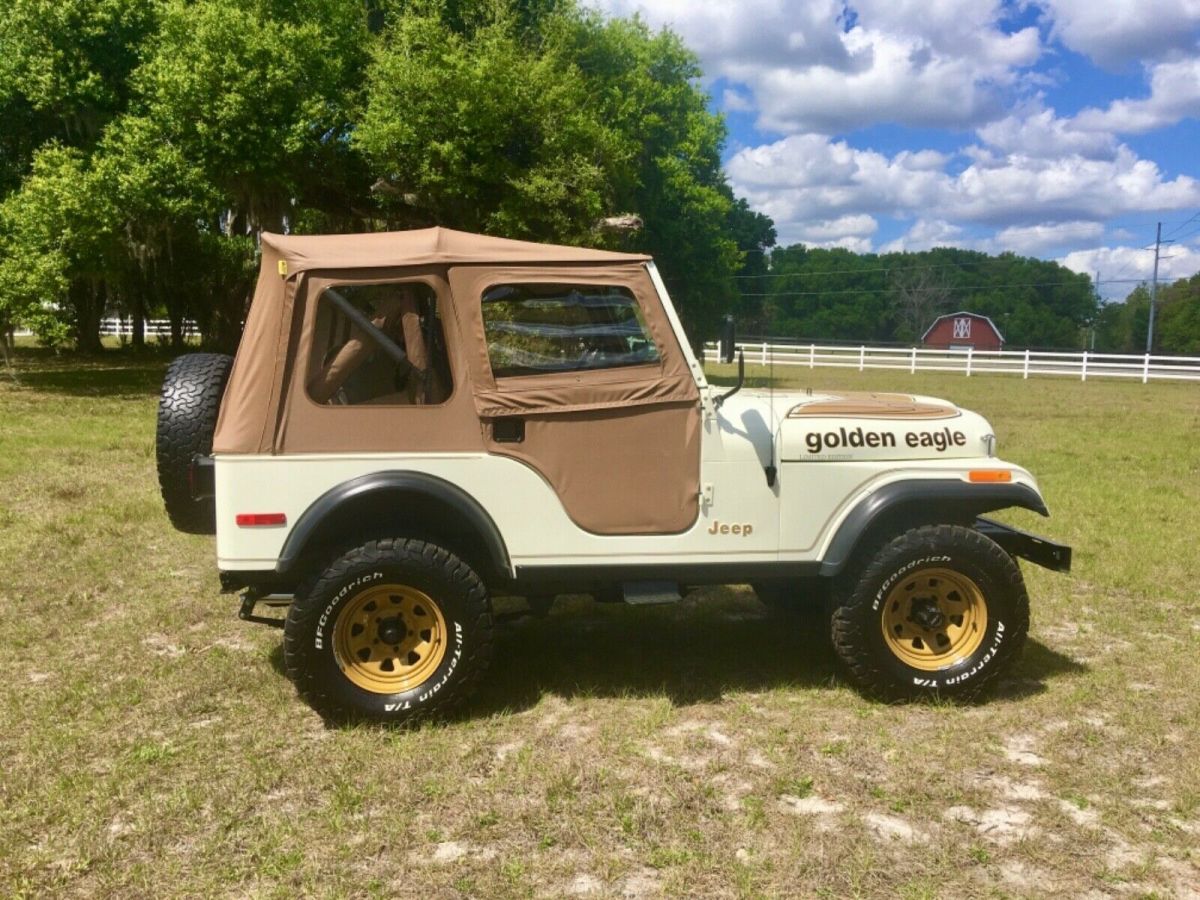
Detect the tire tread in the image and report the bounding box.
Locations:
[284,538,494,724]
[830,524,1028,701]
[156,352,233,534]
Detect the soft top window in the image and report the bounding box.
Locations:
[306,282,452,406]
[481,283,660,378]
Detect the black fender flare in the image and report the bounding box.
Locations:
[275,471,511,578]
[818,479,1048,577]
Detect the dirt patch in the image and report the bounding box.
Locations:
[1001,734,1045,766]
[141,634,185,659]
[865,811,927,843]
[977,773,1048,802]
[779,793,845,831]
[494,740,524,762]
[620,867,662,898]
[567,873,602,895]
[945,805,1038,845]
[423,841,497,864]
[1057,799,1099,827]
[997,860,1052,891]
[711,773,754,812]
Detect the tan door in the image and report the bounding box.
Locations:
[449,263,701,535]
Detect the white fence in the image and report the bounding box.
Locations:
[14,318,198,338]
[98,318,199,337]
[704,340,1200,384]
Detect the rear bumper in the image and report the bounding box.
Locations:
[975,517,1072,572]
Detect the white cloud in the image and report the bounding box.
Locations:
[947,146,1200,224]
[721,88,755,113]
[1037,0,1200,68]
[590,0,1041,133]
[589,0,1200,268]
[786,214,879,247]
[727,134,1200,243]
[879,219,967,253]
[727,137,948,234]
[977,107,1118,160]
[1072,58,1200,133]
[590,0,852,73]
[992,220,1106,255]
[1058,240,1200,298]
[876,218,1112,256]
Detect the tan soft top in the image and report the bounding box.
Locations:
[213,228,667,456]
[263,227,649,274]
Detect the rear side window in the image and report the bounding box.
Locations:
[481,283,660,377]
[306,282,453,406]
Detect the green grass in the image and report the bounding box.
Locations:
[1,349,1198,897]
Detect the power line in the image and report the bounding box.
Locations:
[731,260,1001,279]
[1162,210,1200,241]
[1167,222,1200,243]
[736,277,1151,299]
[730,262,1156,283]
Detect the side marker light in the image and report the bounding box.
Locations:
[236,513,287,527]
[968,470,1012,483]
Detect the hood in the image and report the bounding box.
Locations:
[776,390,994,462]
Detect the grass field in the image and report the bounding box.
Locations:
[1,348,1198,898]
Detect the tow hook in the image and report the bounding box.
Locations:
[239,590,288,629]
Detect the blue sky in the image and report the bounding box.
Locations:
[591,0,1200,297]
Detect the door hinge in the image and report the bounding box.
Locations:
[700,482,714,505]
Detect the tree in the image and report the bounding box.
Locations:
[357,4,744,342]
[1097,275,1200,354]
[754,244,1097,348]
[726,197,777,334]
[890,261,954,342]
[1156,273,1200,354]
[0,0,161,191]
[1,0,766,351]
[0,145,123,352]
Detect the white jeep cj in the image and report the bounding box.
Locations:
[156,228,1071,722]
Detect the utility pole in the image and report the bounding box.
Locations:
[1146,222,1162,354]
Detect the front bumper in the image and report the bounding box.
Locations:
[975,517,1072,572]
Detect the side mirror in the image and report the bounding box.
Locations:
[719,314,736,364]
[714,348,744,409]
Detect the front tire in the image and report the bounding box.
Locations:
[284,538,494,723]
[830,524,1028,700]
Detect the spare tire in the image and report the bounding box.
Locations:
[157,353,234,535]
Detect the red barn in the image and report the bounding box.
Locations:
[921,311,1004,351]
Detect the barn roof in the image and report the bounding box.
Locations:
[921,311,1005,343]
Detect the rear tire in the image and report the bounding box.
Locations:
[156,352,233,534]
[284,538,494,724]
[830,524,1028,700]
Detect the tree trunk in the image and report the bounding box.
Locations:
[1,325,13,372]
[132,289,146,349]
[169,306,184,349]
[71,279,105,353]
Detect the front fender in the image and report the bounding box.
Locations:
[818,479,1049,577]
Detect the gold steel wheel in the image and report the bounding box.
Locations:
[880,567,987,671]
[333,583,448,693]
